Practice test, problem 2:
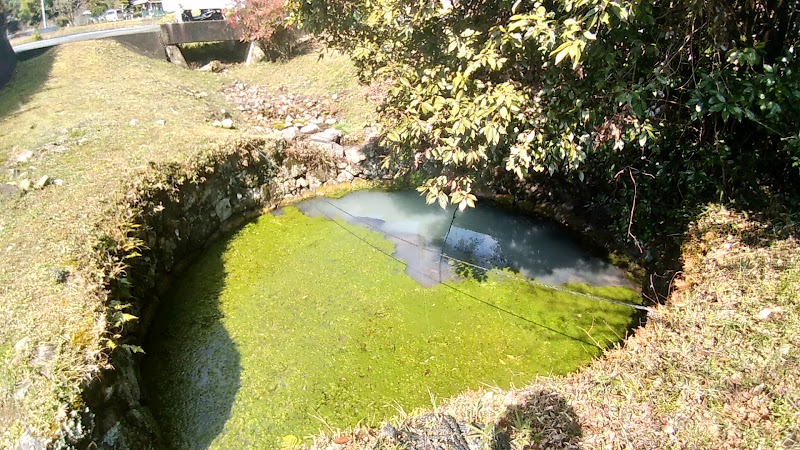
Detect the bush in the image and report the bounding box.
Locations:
[229,0,299,60]
[289,0,800,257]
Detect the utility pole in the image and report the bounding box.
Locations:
[40,0,48,28]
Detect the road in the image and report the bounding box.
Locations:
[13,25,161,53]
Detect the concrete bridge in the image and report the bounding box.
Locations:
[2,21,245,88]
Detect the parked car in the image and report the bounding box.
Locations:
[103,9,125,21]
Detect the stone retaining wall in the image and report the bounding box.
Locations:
[47,135,382,449]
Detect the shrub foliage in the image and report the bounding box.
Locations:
[288,0,800,255]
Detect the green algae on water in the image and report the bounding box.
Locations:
[142,206,642,449]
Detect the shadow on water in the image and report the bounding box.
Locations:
[0,46,55,122]
[488,390,582,450]
[141,236,241,450]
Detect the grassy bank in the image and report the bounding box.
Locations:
[0,40,374,446]
[310,207,800,449]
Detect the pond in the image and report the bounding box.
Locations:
[142,190,643,449]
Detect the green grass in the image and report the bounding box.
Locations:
[142,206,641,449]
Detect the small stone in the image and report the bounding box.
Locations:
[212,120,223,127]
[296,177,309,188]
[196,91,209,98]
[53,179,64,186]
[155,120,166,126]
[300,123,321,134]
[18,179,31,191]
[14,379,32,400]
[35,175,49,189]
[215,198,233,221]
[758,307,784,321]
[221,118,234,129]
[331,93,339,101]
[345,147,367,164]
[199,60,223,73]
[281,127,301,142]
[337,171,354,183]
[14,337,30,354]
[14,150,34,163]
[309,128,343,144]
[325,118,337,125]
[31,343,57,377]
[18,430,46,450]
[129,119,138,126]
[51,268,69,284]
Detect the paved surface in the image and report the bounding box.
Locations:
[13,25,161,53]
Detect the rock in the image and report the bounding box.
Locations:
[345,147,367,164]
[215,198,232,221]
[281,127,301,142]
[348,164,363,176]
[296,177,309,188]
[288,163,305,179]
[212,120,223,127]
[13,150,34,163]
[13,379,32,400]
[309,128,343,144]
[165,44,188,67]
[35,175,50,189]
[199,60,223,73]
[221,118,234,129]
[325,118,338,125]
[758,306,784,321]
[246,41,266,65]
[31,343,57,377]
[300,123,321,134]
[53,179,64,186]
[331,93,339,101]
[18,179,31,191]
[337,171,354,183]
[0,183,21,197]
[129,119,138,126]
[18,430,46,450]
[155,120,166,126]
[307,141,346,159]
[51,268,69,283]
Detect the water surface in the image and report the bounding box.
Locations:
[298,190,632,287]
[143,191,641,449]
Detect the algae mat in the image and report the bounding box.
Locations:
[142,207,641,448]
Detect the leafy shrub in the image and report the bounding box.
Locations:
[229,0,299,60]
[289,0,800,257]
